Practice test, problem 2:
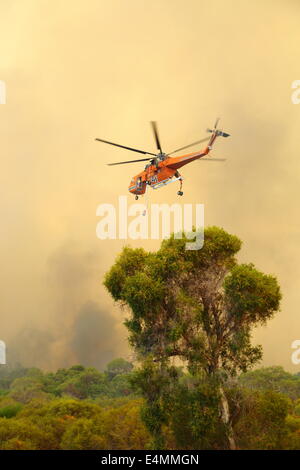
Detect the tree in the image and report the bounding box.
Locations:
[9,376,49,404]
[100,400,151,449]
[60,369,108,399]
[0,417,57,450]
[104,226,281,449]
[60,418,105,450]
[233,389,290,449]
[105,358,134,380]
[239,366,300,400]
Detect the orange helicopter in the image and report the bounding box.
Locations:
[96,119,229,199]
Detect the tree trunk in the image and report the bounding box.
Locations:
[219,386,236,450]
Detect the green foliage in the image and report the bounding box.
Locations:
[234,389,290,449]
[294,402,300,416]
[0,365,29,390]
[44,399,102,419]
[104,247,148,301]
[224,264,281,325]
[59,369,108,399]
[105,358,134,379]
[239,366,300,400]
[104,227,281,377]
[131,359,177,449]
[60,418,105,450]
[0,360,299,449]
[104,226,282,448]
[0,226,289,450]
[0,403,23,418]
[9,376,50,404]
[100,400,151,449]
[0,417,57,450]
[167,380,222,449]
[284,412,300,450]
[39,360,136,400]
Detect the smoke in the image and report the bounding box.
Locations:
[0,0,300,371]
[8,301,121,370]
[6,242,128,370]
[8,327,55,369]
[70,301,118,369]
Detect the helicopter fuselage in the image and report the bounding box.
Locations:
[96,120,228,197]
[128,147,209,195]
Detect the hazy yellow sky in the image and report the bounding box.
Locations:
[0,0,300,370]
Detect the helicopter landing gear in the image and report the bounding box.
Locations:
[177,176,183,196]
[135,195,139,200]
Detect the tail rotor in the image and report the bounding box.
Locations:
[207,118,230,138]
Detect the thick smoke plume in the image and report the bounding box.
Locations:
[1,0,300,371]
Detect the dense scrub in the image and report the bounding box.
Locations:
[0,360,299,450]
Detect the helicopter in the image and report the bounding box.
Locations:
[95,119,230,199]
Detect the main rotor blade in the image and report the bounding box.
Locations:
[168,136,210,155]
[199,157,226,161]
[107,157,151,166]
[95,138,156,156]
[151,121,163,154]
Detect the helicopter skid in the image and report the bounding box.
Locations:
[151,176,183,190]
